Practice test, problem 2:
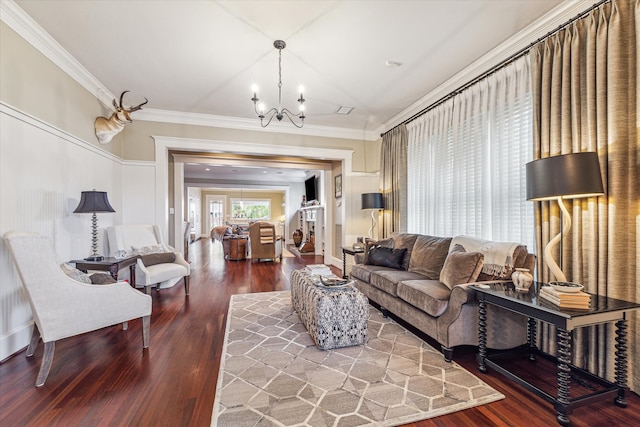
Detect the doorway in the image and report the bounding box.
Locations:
[206,194,226,234]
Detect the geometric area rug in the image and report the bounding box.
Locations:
[211,291,504,427]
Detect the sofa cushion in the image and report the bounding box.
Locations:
[370,269,427,297]
[408,235,452,280]
[351,264,397,283]
[367,246,407,269]
[391,233,419,270]
[397,279,452,318]
[145,263,188,284]
[439,245,484,289]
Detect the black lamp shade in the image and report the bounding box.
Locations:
[73,191,116,213]
[361,193,384,210]
[526,152,604,201]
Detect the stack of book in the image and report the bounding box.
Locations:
[539,286,591,309]
[306,264,332,276]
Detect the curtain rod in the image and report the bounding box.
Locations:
[381,0,611,137]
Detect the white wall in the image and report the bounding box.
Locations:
[0,104,142,361]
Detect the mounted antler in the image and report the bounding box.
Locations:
[94,91,148,144]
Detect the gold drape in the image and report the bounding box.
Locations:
[531,0,639,392]
[380,125,408,237]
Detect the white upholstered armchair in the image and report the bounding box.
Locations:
[3,232,152,387]
[107,224,190,295]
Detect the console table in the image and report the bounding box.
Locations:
[71,255,138,288]
[472,282,640,426]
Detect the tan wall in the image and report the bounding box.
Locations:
[0,22,124,156]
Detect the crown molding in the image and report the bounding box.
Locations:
[136,109,378,141]
[375,0,601,135]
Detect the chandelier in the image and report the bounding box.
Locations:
[251,40,306,128]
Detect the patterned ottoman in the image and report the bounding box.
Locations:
[291,268,369,350]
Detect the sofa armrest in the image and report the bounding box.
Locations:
[354,253,365,264]
[437,280,511,325]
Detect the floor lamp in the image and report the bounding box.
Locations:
[73,190,116,261]
[526,152,604,283]
[361,193,384,240]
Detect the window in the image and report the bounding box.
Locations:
[230,199,271,220]
[406,57,535,250]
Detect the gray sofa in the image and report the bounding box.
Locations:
[350,233,535,361]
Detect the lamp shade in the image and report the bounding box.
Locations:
[361,193,384,210]
[73,191,116,213]
[526,152,604,201]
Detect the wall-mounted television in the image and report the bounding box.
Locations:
[304,176,317,203]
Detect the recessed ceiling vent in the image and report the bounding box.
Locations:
[336,106,354,115]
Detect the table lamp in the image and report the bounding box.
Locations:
[526,152,604,282]
[361,193,384,239]
[73,190,116,261]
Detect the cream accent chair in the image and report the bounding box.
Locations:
[107,225,190,295]
[3,232,152,387]
[249,221,283,262]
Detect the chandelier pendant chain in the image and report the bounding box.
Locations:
[251,39,305,128]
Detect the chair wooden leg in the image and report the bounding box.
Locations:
[142,315,150,348]
[26,324,40,357]
[184,276,190,295]
[35,341,55,387]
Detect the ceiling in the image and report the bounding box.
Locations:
[11,0,572,182]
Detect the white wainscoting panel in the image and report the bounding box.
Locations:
[121,161,157,230]
[0,104,124,361]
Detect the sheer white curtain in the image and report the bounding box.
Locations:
[407,55,534,250]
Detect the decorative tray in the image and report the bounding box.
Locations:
[317,275,353,289]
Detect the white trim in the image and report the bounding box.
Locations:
[153,136,353,265]
[0,101,122,163]
[375,0,601,135]
[135,109,377,141]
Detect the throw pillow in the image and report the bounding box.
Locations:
[408,235,452,280]
[90,273,117,284]
[140,252,176,267]
[366,246,407,269]
[439,245,484,289]
[60,263,92,284]
[364,238,393,264]
[132,244,166,256]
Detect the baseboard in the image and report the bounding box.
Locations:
[0,321,33,362]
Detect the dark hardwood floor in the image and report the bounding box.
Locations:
[1,239,637,426]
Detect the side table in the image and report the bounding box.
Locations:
[341,246,364,278]
[472,281,640,426]
[71,256,138,288]
[227,236,248,261]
